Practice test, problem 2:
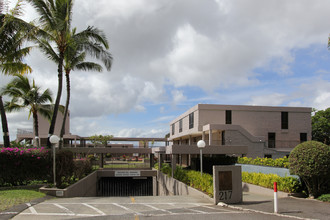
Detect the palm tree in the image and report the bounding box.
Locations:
[1,74,53,147]
[26,0,74,147]
[0,0,34,147]
[58,27,112,148]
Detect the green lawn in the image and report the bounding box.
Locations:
[0,189,45,212]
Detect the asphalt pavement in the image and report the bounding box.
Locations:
[1,192,329,220]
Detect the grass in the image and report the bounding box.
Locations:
[317,194,330,202]
[0,189,45,212]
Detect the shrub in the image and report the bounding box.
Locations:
[238,156,289,168]
[317,194,330,202]
[0,147,51,186]
[73,159,92,180]
[289,141,330,198]
[55,150,75,188]
[242,172,301,193]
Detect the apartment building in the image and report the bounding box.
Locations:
[167,104,312,160]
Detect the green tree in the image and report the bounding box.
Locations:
[289,141,330,198]
[90,134,113,147]
[1,74,53,147]
[59,27,112,148]
[312,108,330,145]
[26,0,74,148]
[0,0,34,147]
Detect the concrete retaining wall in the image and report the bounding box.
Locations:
[239,164,299,178]
[157,172,213,202]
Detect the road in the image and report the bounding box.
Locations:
[10,196,304,220]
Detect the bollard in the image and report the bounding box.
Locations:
[274,182,278,213]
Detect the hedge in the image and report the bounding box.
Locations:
[0,147,52,186]
[238,156,289,168]
[242,172,302,193]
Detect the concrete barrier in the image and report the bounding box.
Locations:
[157,172,213,202]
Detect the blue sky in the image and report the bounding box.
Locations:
[2,0,330,142]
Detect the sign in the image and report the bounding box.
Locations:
[213,165,242,204]
[56,190,64,197]
[115,170,141,177]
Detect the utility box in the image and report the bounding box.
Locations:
[213,165,242,204]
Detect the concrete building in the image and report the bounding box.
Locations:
[167,104,312,160]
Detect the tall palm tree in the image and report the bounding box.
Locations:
[58,27,112,148]
[26,0,73,147]
[1,74,53,147]
[0,0,34,147]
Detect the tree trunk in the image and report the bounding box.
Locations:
[59,72,70,149]
[0,96,10,147]
[33,111,39,147]
[47,53,64,148]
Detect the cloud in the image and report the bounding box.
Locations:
[247,93,287,106]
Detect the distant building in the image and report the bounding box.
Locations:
[167,104,311,161]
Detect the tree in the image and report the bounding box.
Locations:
[90,134,113,147]
[59,27,112,148]
[312,108,330,145]
[289,141,330,198]
[1,74,53,147]
[26,0,74,148]
[0,0,34,147]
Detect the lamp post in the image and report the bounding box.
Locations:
[197,140,206,176]
[50,135,60,187]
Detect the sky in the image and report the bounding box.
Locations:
[2,0,330,142]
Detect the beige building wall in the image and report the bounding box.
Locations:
[169,104,312,158]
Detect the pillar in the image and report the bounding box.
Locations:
[171,154,176,177]
[209,129,213,146]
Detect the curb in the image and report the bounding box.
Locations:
[217,202,317,220]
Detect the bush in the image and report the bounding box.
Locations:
[242,172,302,193]
[55,150,75,188]
[0,147,51,186]
[238,156,289,168]
[73,159,92,180]
[317,194,330,202]
[289,141,330,197]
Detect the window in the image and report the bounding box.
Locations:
[281,112,288,129]
[268,132,276,148]
[221,131,226,145]
[226,110,232,124]
[300,133,307,143]
[189,112,194,129]
[179,119,182,132]
[171,124,175,135]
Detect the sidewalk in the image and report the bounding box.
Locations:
[228,192,330,220]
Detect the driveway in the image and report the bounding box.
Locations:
[11,196,301,220]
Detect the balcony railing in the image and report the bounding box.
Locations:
[17,128,33,135]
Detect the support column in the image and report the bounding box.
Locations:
[188,154,191,166]
[188,135,192,145]
[171,154,176,177]
[150,153,154,168]
[202,131,205,142]
[209,129,213,146]
[100,153,104,168]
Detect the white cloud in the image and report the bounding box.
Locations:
[247,93,287,106]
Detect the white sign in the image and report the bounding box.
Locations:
[115,170,141,177]
[56,190,64,197]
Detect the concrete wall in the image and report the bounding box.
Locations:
[157,172,213,202]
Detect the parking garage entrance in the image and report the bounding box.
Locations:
[98,177,153,196]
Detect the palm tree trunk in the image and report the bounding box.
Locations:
[33,111,39,147]
[59,72,70,149]
[0,96,10,147]
[47,54,64,148]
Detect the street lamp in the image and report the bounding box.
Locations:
[197,140,206,176]
[50,135,60,187]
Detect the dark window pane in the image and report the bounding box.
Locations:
[189,112,194,129]
[226,110,232,124]
[268,132,276,148]
[300,133,307,143]
[281,112,288,129]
